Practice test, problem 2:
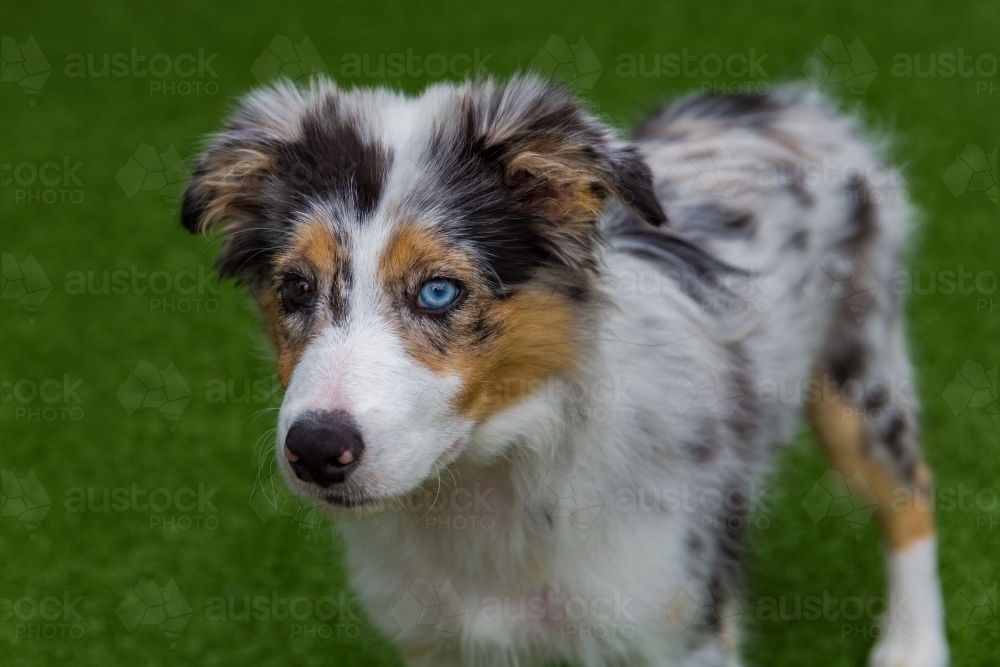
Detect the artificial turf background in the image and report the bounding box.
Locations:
[1,1,997,665]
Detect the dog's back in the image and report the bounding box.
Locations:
[608,89,917,464]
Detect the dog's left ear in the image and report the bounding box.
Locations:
[473,77,666,229]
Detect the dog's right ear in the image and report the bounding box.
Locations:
[180,134,283,285]
[179,80,323,283]
[180,141,273,235]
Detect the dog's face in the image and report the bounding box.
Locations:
[182,76,663,512]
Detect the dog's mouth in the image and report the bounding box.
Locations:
[320,491,380,510]
[285,436,471,514]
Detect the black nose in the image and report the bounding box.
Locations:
[284,411,364,487]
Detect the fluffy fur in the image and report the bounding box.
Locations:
[180,76,948,666]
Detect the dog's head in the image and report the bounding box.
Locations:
[181,76,664,512]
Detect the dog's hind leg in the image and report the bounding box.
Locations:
[808,289,949,666]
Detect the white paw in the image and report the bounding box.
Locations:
[868,627,948,667]
[869,537,949,667]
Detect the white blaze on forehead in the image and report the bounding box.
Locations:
[273,90,481,498]
[276,217,466,450]
[370,86,459,206]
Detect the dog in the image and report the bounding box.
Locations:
[180,75,949,666]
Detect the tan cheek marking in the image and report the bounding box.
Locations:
[456,291,577,421]
[256,289,304,390]
[458,292,576,421]
[378,223,578,423]
[410,290,578,423]
[267,220,344,390]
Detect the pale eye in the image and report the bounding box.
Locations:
[416,278,460,311]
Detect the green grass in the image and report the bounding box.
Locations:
[1,1,997,665]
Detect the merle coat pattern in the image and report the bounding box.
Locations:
[181,76,947,667]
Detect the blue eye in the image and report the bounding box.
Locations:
[416,279,460,310]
